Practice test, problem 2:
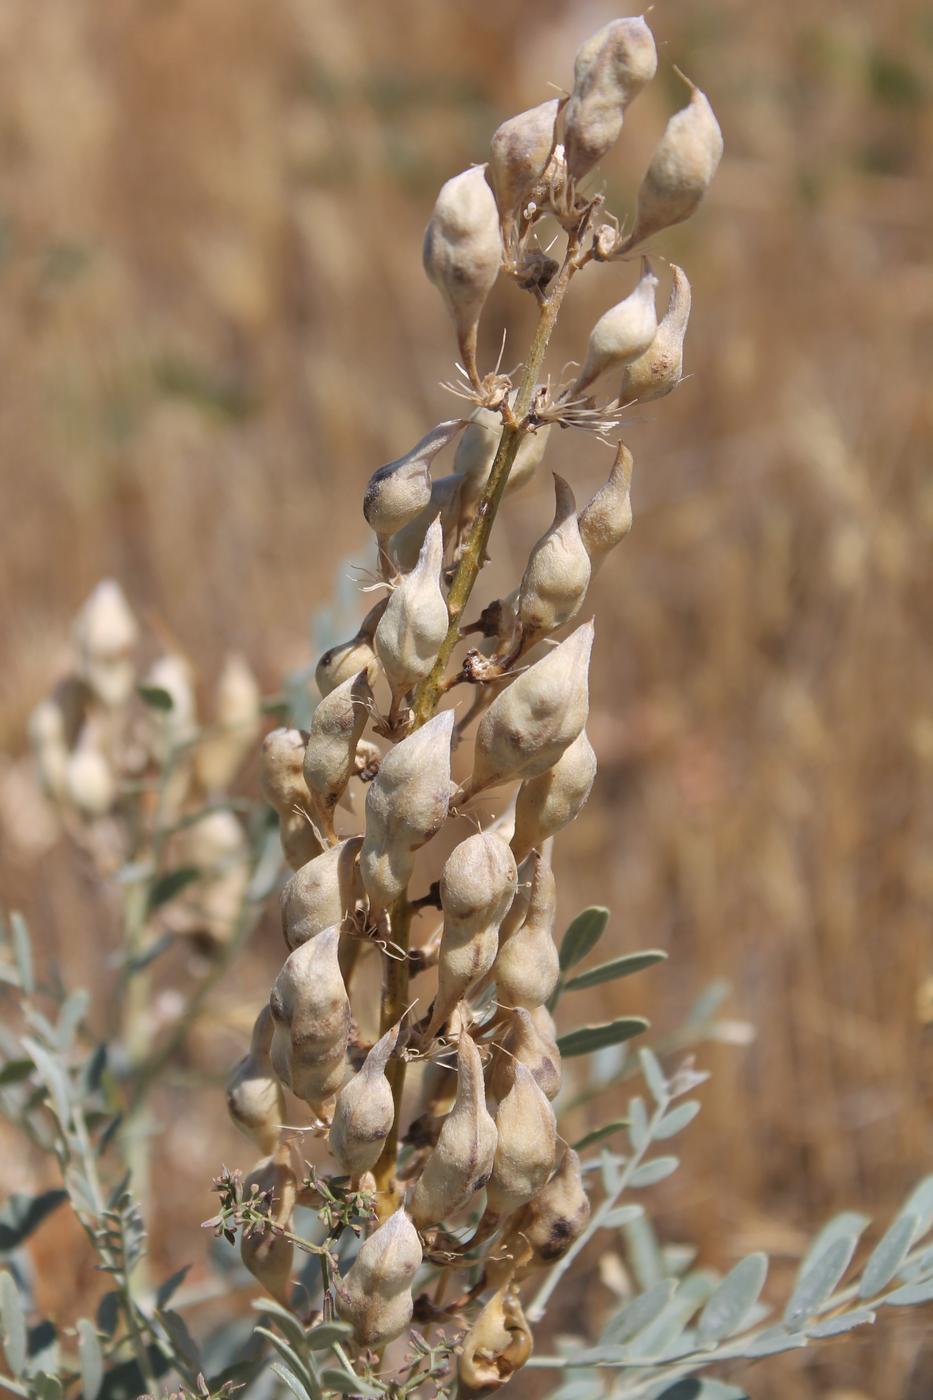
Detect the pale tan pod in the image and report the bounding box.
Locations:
[511,729,597,862]
[489,1007,561,1102]
[564,16,658,180]
[197,653,262,794]
[389,473,463,573]
[374,518,449,703]
[314,633,380,701]
[618,264,692,404]
[328,1022,400,1175]
[280,836,363,951]
[531,1003,560,1058]
[226,1005,285,1155]
[28,698,70,802]
[302,670,373,821]
[570,259,658,398]
[423,164,502,386]
[496,851,534,944]
[453,403,551,517]
[493,849,559,1010]
[486,1063,557,1216]
[363,420,463,542]
[335,1208,423,1348]
[170,808,251,945]
[269,926,350,1105]
[577,441,634,572]
[517,475,592,646]
[410,1033,498,1227]
[240,1142,297,1304]
[488,98,560,233]
[65,739,116,817]
[458,1285,532,1395]
[72,579,139,709]
[625,76,723,249]
[509,1144,590,1272]
[260,726,322,869]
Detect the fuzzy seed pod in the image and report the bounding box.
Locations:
[486,1063,557,1217]
[458,1285,533,1396]
[531,1003,560,1057]
[564,17,658,181]
[493,849,559,1010]
[511,729,597,862]
[570,259,658,397]
[28,698,70,802]
[269,926,350,1105]
[517,475,591,647]
[169,808,250,945]
[625,75,723,249]
[577,441,634,573]
[197,654,262,794]
[618,264,692,403]
[374,518,449,705]
[462,621,594,798]
[508,1145,590,1272]
[453,404,550,518]
[260,727,321,869]
[280,836,363,951]
[423,165,502,387]
[390,473,462,574]
[329,1022,399,1175]
[489,1007,561,1102]
[363,421,463,544]
[411,1033,498,1227]
[72,580,139,709]
[303,670,373,826]
[226,1005,285,1155]
[240,1142,297,1304]
[336,1208,423,1348]
[65,740,116,817]
[314,634,379,700]
[360,710,454,914]
[488,98,560,235]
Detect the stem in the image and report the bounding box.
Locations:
[372,896,412,1215]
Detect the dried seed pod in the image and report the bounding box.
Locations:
[488,98,560,236]
[489,1007,561,1102]
[303,670,373,825]
[280,836,363,951]
[570,259,658,398]
[461,621,594,799]
[516,475,591,647]
[564,17,658,180]
[315,634,379,700]
[618,264,692,403]
[493,849,559,1010]
[336,1208,423,1348]
[260,727,321,870]
[197,653,262,794]
[329,1022,400,1175]
[453,404,550,519]
[625,74,723,249]
[170,809,250,945]
[486,1063,557,1216]
[390,473,462,573]
[531,1003,559,1057]
[411,1033,497,1227]
[363,420,463,544]
[226,1005,285,1155]
[72,580,138,708]
[269,926,350,1105]
[28,698,70,802]
[360,710,454,914]
[374,518,449,705]
[240,1142,297,1304]
[65,740,116,817]
[577,441,634,573]
[511,729,597,862]
[508,1145,590,1271]
[458,1285,533,1396]
[423,165,502,387]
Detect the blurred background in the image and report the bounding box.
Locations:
[0,1,931,1396]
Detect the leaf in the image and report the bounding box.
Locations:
[20,1037,71,1126]
[272,1364,319,1400]
[883,1278,933,1306]
[96,1292,120,1337]
[9,911,34,994]
[784,1233,860,1328]
[630,1157,679,1188]
[625,1211,666,1292]
[652,1382,750,1400]
[601,1280,675,1345]
[901,1174,933,1236]
[696,1253,769,1344]
[305,1321,354,1350]
[654,1101,701,1140]
[146,866,202,914]
[859,1214,918,1299]
[33,1374,63,1400]
[138,684,174,711]
[558,1018,649,1058]
[0,1270,27,1375]
[603,1205,644,1231]
[319,1367,383,1396]
[54,990,90,1052]
[155,1264,191,1309]
[808,1306,876,1338]
[159,1308,201,1369]
[573,1120,629,1151]
[628,1096,649,1153]
[77,1318,103,1400]
[559,907,610,971]
[564,950,667,991]
[804,1211,871,1260]
[0,1190,68,1251]
[28,1319,59,1375]
[0,1059,34,1088]
[741,1328,809,1358]
[639,1047,668,1104]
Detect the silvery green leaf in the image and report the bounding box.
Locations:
[158,1308,200,1368]
[253,1328,319,1393]
[0,1189,68,1251]
[898,1244,933,1282]
[859,1214,918,1298]
[558,1018,649,1058]
[0,1270,27,1375]
[741,1327,808,1357]
[652,1381,749,1400]
[33,1374,63,1400]
[54,990,90,1052]
[574,1120,629,1152]
[77,1318,103,1400]
[804,1211,870,1259]
[639,1047,667,1104]
[808,1306,876,1338]
[319,1367,383,1396]
[548,1380,606,1400]
[601,1148,622,1195]
[696,1253,768,1344]
[654,1101,701,1140]
[627,1296,690,1359]
[561,1345,627,1365]
[20,1037,71,1126]
[901,1175,933,1236]
[272,1363,319,1400]
[662,1244,699,1277]
[155,1264,191,1309]
[559,907,610,971]
[305,1320,353,1350]
[603,1205,644,1231]
[10,911,34,994]
[564,950,667,991]
[601,1280,675,1345]
[625,1211,665,1291]
[784,1233,859,1328]
[883,1278,933,1306]
[630,1157,679,1188]
[685,980,729,1026]
[628,1095,649,1153]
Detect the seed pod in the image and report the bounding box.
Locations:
[488,98,560,236]
[618,265,692,403]
[363,420,463,544]
[570,259,658,398]
[280,836,363,951]
[360,710,454,914]
[531,1003,559,1057]
[390,473,462,573]
[486,1063,557,1216]
[303,670,373,826]
[459,1285,533,1396]
[425,833,518,1039]
[564,17,658,180]
[489,1007,561,1102]
[269,926,350,1106]
[625,74,723,249]
[240,1142,298,1304]
[374,518,449,705]
[260,727,321,870]
[511,729,597,862]
[461,621,594,799]
[28,698,70,802]
[329,1022,400,1175]
[577,441,634,573]
[508,1145,590,1272]
[494,849,559,1010]
[65,740,116,817]
[411,1033,497,1227]
[453,404,550,520]
[336,1208,423,1348]
[72,580,139,709]
[315,635,379,700]
[170,808,250,945]
[423,164,502,387]
[517,475,591,647]
[197,653,262,794]
[226,1005,285,1155]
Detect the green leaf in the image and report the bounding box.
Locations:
[559,907,610,972]
[630,1157,679,1188]
[319,1367,383,1396]
[77,1318,103,1400]
[741,1328,809,1358]
[603,1205,644,1231]
[628,1096,649,1153]
[573,1119,629,1151]
[20,1037,71,1126]
[33,1374,63,1400]
[696,1253,769,1344]
[859,1214,918,1298]
[9,911,34,994]
[0,1270,27,1375]
[901,1174,933,1236]
[883,1278,933,1306]
[96,1292,120,1337]
[137,684,174,711]
[305,1320,354,1350]
[601,1280,675,1345]
[804,1211,870,1259]
[155,1264,191,1309]
[272,1364,318,1400]
[784,1233,859,1328]
[146,865,202,913]
[0,1059,35,1088]
[0,1189,68,1251]
[808,1306,876,1338]
[639,1047,668,1104]
[558,1017,649,1058]
[564,950,667,992]
[654,1101,701,1140]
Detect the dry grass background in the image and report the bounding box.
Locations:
[0,1,931,1396]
